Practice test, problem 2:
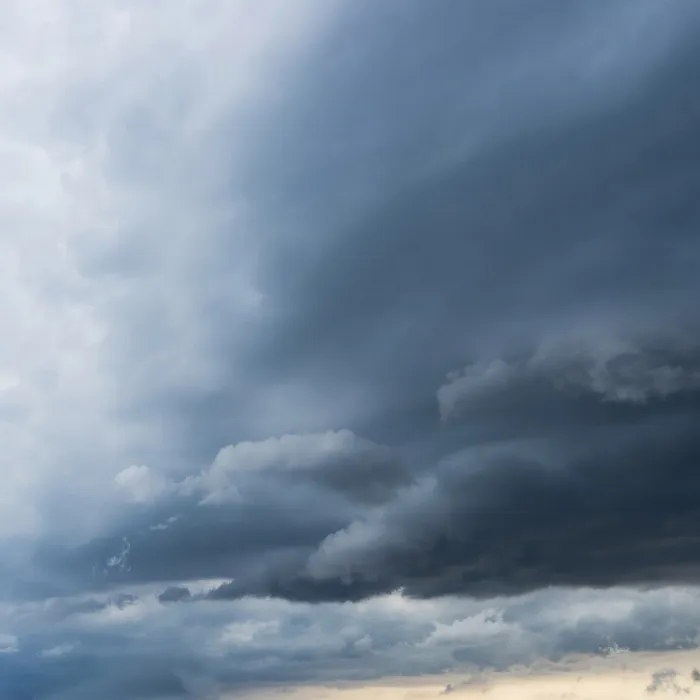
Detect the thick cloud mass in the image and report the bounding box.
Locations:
[305,336,700,599]
[3,0,700,697]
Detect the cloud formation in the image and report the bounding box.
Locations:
[299,333,700,600]
[2,0,700,696]
[3,585,700,698]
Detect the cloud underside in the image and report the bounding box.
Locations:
[44,330,700,607]
[13,0,700,628]
[7,0,700,604]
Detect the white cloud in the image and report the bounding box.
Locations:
[0,0,339,539]
[421,610,517,648]
[0,633,18,653]
[105,537,131,572]
[40,643,75,658]
[220,619,281,646]
[306,474,438,581]
[114,465,170,504]
[114,429,399,507]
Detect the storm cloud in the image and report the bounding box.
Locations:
[2,0,700,697]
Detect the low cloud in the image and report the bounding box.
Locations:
[2,586,700,697]
[646,669,691,695]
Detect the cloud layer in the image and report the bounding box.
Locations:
[2,0,700,697]
[3,585,700,698]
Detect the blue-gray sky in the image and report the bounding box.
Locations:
[2,1,700,698]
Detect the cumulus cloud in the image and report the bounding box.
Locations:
[112,430,408,511]
[115,465,171,504]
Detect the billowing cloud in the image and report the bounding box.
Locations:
[115,430,410,507]
[437,328,700,420]
[296,331,700,601]
[2,0,700,697]
[33,329,700,608]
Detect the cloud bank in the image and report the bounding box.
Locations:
[2,0,700,697]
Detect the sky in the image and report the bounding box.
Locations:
[1,0,700,698]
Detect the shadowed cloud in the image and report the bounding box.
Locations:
[2,0,700,697]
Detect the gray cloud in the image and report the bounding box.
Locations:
[3,585,700,698]
[37,327,700,608]
[646,669,691,695]
[437,329,700,421]
[158,587,192,604]
[305,406,700,601]
[2,0,700,696]
[29,429,409,601]
[154,330,700,604]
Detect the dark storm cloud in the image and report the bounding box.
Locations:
[229,0,700,450]
[33,0,700,608]
[185,334,700,603]
[182,0,700,604]
[29,430,410,598]
[87,0,700,470]
[5,0,700,696]
[47,336,700,605]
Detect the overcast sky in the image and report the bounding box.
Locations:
[2,1,700,698]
